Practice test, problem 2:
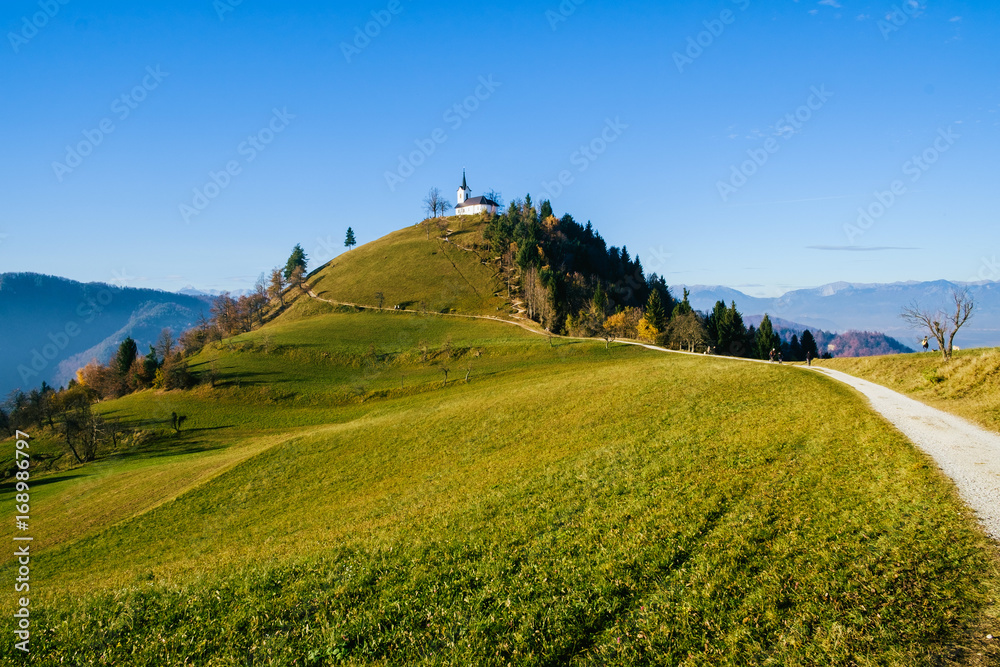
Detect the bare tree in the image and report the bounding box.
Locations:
[155,328,175,361]
[375,291,385,310]
[289,265,306,293]
[424,187,444,219]
[901,288,974,360]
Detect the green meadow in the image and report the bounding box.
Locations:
[2,299,999,665]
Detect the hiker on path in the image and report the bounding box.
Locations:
[769,348,775,363]
[921,336,929,353]
[806,351,812,366]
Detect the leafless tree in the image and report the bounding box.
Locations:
[289,265,306,292]
[901,288,974,360]
[424,187,445,219]
[155,328,175,360]
[375,291,385,310]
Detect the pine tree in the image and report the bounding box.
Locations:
[801,330,819,360]
[755,315,777,360]
[645,289,668,333]
[115,337,138,378]
[672,288,693,319]
[540,200,553,220]
[283,244,308,280]
[345,227,357,249]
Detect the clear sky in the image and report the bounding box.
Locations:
[2,0,997,296]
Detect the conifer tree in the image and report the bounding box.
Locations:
[801,330,819,360]
[644,289,668,332]
[755,314,777,360]
[283,244,308,280]
[115,337,138,378]
[345,227,357,249]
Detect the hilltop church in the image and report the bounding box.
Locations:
[455,171,499,216]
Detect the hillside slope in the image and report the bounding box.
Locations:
[308,218,507,316]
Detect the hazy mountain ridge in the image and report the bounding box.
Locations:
[0,273,209,397]
[684,280,999,349]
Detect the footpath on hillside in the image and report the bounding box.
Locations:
[808,366,1000,540]
[299,286,1000,541]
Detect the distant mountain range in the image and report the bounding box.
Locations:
[0,273,211,398]
[682,280,999,350]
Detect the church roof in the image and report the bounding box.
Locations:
[456,196,498,209]
[461,170,468,190]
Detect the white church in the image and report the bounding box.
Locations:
[455,171,499,216]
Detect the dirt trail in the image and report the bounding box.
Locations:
[810,366,1000,539]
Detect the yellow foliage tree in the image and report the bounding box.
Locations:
[637,318,660,343]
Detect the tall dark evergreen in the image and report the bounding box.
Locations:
[672,288,693,318]
[645,289,668,332]
[801,330,819,360]
[345,227,357,249]
[754,315,778,360]
[115,337,139,377]
[283,244,308,280]
[539,200,553,220]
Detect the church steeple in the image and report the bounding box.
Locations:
[457,169,471,205]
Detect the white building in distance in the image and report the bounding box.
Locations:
[455,171,499,216]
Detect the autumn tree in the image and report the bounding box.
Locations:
[268,268,286,306]
[901,288,974,360]
[603,307,643,339]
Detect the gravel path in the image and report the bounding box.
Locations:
[810,366,1000,539]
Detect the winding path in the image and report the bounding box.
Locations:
[300,286,1000,540]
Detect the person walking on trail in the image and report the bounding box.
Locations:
[769,348,775,363]
[777,351,783,364]
[921,336,929,353]
[806,351,812,366]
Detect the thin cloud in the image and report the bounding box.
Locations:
[806,245,920,252]
[728,194,857,207]
[819,0,842,7]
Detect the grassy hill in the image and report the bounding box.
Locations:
[307,218,508,316]
[2,228,1000,664]
[823,347,1000,433]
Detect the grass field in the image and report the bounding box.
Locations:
[823,347,1000,434]
[2,304,999,665]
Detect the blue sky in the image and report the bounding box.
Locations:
[1,0,997,296]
